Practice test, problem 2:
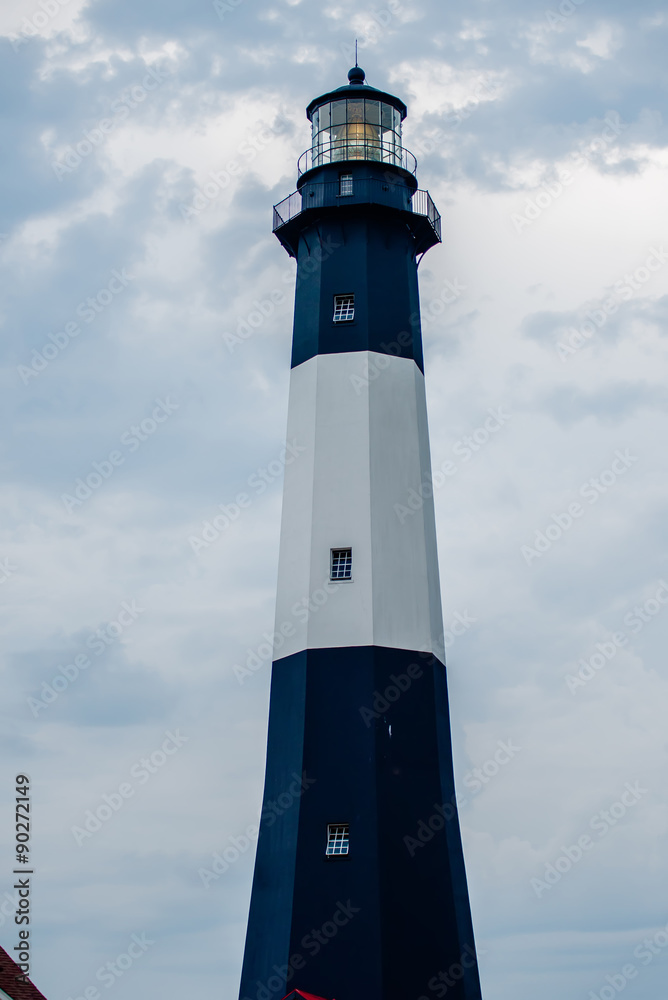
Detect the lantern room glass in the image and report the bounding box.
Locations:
[311,98,403,167]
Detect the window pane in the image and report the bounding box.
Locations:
[331,547,353,577]
[326,824,350,856]
[348,99,364,124]
[319,102,330,130]
[332,297,355,323]
[339,174,353,196]
[365,99,380,125]
[381,102,394,130]
[331,100,347,126]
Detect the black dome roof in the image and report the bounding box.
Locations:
[306,68,407,121]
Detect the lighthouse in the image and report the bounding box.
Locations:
[238,66,482,1000]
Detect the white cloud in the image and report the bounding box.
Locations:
[576,20,624,59]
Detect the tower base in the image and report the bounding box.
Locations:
[239,646,482,1000]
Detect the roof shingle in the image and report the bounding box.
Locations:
[0,946,48,1000]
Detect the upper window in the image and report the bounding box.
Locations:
[339,173,353,196]
[326,823,350,856]
[333,294,355,323]
[310,98,404,169]
[331,548,352,581]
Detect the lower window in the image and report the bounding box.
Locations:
[326,823,350,856]
[333,294,355,322]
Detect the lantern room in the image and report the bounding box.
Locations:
[303,65,409,172]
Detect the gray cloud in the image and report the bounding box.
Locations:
[1,1,667,999]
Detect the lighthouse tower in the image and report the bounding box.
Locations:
[238,67,482,1000]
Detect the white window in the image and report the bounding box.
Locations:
[326,823,350,856]
[331,548,352,581]
[333,294,355,322]
[339,173,353,196]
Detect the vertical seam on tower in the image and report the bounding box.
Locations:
[304,358,319,652]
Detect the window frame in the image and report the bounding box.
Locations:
[330,547,353,582]
[326,822,350,857]
[339,172,353,197]
[333,294,355,323]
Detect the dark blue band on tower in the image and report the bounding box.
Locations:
[290,209,425,372]
[272,161,439,373]
[238,652,307,996]
[238,645,482,1000]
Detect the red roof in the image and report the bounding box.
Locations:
[0,946,48,1000]
[281,992,331,1000]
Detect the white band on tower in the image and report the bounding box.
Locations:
[275,350,445,663]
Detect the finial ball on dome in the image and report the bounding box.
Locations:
[348,66,366,84]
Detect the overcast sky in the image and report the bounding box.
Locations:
[1,1,667,999]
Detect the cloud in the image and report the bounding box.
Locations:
[1,2,668,999]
